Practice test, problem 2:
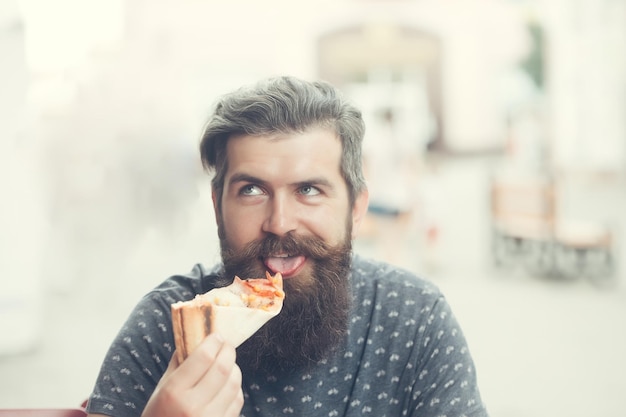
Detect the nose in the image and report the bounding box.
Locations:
[262,194,297,237]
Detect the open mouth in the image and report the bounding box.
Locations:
[263,254,306,278]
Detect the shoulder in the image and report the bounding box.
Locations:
[351,255,442,302]
[141,263,228,308]
[109,263,228,352]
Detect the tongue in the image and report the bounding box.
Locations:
[265,256,305,276]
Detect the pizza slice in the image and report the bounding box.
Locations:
[171,271,284,363]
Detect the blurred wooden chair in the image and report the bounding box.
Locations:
[489,169,614,280]
[490,171,557,275]
[554,214,614,282]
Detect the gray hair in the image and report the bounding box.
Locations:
[199,76,367,207]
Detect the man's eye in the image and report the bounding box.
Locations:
[241,184,263,196]
[300,185,320,196]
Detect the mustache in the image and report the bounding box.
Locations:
[223,233,332,263]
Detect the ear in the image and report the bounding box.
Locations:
[350,189,369,240]
[211,186,225,239]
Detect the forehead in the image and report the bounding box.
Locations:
[225,127,344,183]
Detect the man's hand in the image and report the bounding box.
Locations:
[142,333,244,417]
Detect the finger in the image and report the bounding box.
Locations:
[143,338,231,417]
[225,389,245,417]
[167,350,180,372]
[142,353,185,417]
[157,350,180,386]
[207,364,244,416]
[192,341,239,403]
[172,333,225,388]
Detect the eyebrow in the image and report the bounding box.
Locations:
[228,172,335,190]
[228,172,265,186]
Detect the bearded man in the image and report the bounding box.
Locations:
[86,76,489,417]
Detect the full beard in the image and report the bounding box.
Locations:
[220,232,353,374]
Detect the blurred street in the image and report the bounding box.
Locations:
[1,156,625,417]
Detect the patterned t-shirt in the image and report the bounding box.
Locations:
[87,255,488,417]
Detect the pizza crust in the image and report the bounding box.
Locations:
[171,302,215,364]
[171,271,284,362]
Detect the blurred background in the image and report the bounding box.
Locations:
[1,0,625,416]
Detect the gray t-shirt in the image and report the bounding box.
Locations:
[87,255,488,417]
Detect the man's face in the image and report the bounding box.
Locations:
[214,126,367,283]
[213,127,368,370]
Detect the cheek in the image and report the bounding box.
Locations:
[221,208,263,248]
[305,206,351,245]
